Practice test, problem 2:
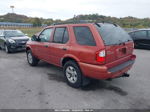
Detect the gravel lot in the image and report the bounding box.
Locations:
[0,49,150,109]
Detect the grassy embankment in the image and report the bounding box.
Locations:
[20,27,42,37]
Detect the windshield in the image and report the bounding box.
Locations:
[95,23,133,45]
[4,30,25,38]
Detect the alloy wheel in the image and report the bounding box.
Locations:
[65,66,78,84]
[27,52,33,64]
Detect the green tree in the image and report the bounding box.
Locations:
[32,18,42,27]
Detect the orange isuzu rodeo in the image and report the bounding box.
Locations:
[26,22,136,88]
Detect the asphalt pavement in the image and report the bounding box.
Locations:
[0,49,150,109]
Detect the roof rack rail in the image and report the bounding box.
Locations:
[52,20,94,25]
[51,20,118,27]
[95,21,118,27]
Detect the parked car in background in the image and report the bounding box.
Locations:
[0,29,30,53]
[26,22,136,88]
[129,29,150,49]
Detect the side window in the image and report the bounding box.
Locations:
[39,28,53,42]
[147,31,150,38]
[129,32,134,37]
[134,31,147,39]
[129,32,136,39]
[53,27,69,44]
[73,26,96,46]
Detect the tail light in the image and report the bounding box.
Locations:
[131,55,136,60]
[132,43,135,48]
[96,50,106,63]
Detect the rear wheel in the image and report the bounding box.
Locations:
[27,50,39,66]
[63,61,84,88]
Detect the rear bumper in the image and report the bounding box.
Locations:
[79,55,136,80]
[108,60,134,73]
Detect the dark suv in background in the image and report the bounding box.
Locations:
[129,29,150,49]
[0,30,30,53]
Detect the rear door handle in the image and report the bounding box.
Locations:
[44,45,49,48]
[62,48,67,51]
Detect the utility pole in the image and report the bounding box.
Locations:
[73,15,76,23]
[10,6,15,13]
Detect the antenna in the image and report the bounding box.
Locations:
[10,6,15,13]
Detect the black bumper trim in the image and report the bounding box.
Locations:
[108,60,135,73]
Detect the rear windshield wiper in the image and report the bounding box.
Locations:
[113,23,118,27]
[95,23,101,27]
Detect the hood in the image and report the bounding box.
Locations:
[10,36,29,40]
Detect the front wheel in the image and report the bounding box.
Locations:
[0,45,2,50]
[5,44,10,53]
[27,50,39,66]
[63,61,83,88]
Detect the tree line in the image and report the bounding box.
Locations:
[0,13,150,28]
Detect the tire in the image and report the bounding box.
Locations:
[4,44,10,53]
[63,61,83,88]
[134,42,139,49]
[26,50,39,66]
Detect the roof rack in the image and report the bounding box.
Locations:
[52,20,92,25]
[52,20,118,27]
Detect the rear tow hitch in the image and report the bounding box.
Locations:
[106,73,130,81]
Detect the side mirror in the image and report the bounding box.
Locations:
[31,35,38,41]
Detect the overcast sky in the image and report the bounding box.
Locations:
[0,0,150,20]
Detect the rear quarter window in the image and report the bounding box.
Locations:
[73,26,96,46]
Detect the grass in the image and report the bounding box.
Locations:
[0,27,42,37]
[20,27,42,37]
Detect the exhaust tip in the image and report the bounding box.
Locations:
[122,73,130,77]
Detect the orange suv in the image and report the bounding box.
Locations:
[26,22,136,88]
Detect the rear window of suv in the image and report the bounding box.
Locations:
[95,23,132,45]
